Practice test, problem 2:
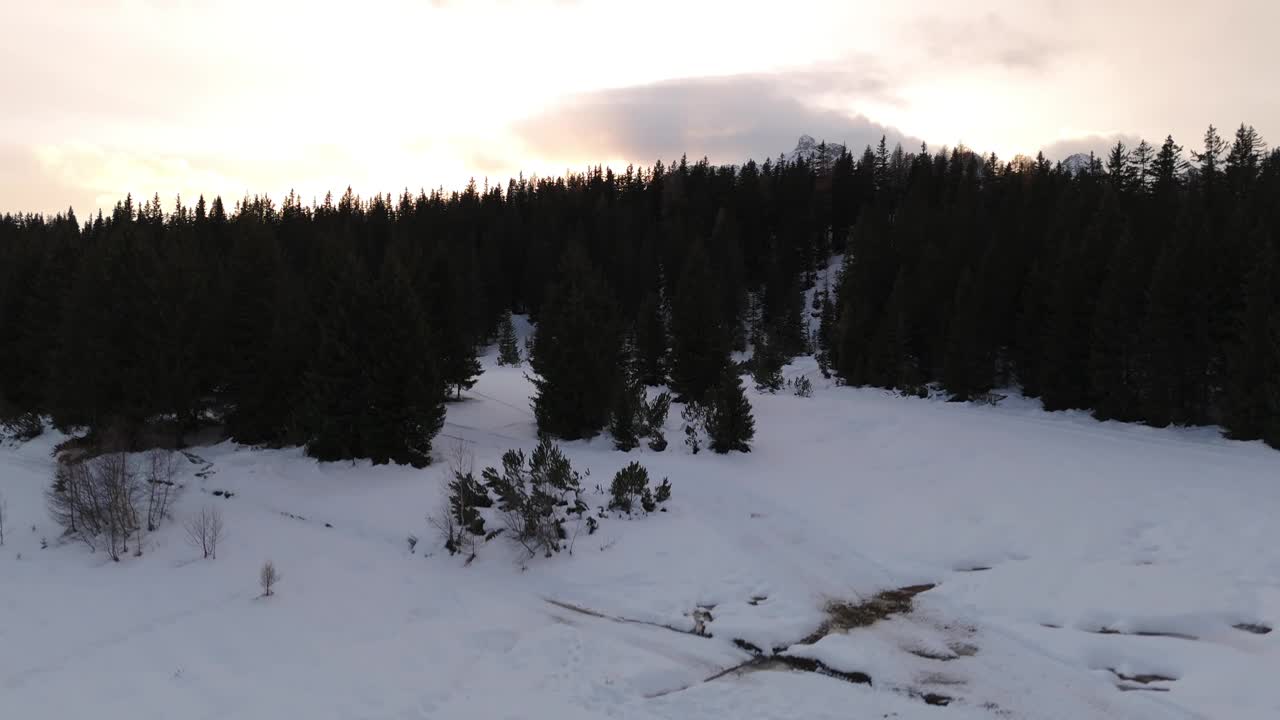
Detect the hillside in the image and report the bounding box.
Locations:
[3,342,1279,719]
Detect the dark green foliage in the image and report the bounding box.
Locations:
[670,240,729,403]
[357,257,446,467]
[448,472,492,538]
[645,392,671,451]
[1223,240,1280,442]
[1089,229,1148,422]
[611,381,671,452]
[609,379,644,451]
[705,369,755,454]
[634,292,669,386]
[608,461,655,514]
[480,438,587,557]
[751,332,785,393]
[530,246,622,440]
[1,123,1278,459]
[681,402,706,454]
[653,478,672,504]
[496,311,521,366]
[791,376,813,398]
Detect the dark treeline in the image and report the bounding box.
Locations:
[1,123,1278,463]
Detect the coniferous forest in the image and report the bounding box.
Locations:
[1,124,1278,462]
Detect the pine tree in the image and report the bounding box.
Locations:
[705,368,755,454]
[815,281,838,377]
[1089,228,1147,421]
[1223,239,1279,440]
[358,255,446,467]
[1130,140,1155,192]
[941,268,991,400]
[750,326,785,393]
[1225,124,1266,198]
[304,259,372,462]
[669,240,728,402]
[634,291,668,386]
[496,310,522,366]
[530,245,621,440]
[421,252,482,400]
[1151,135,1188,197]
[608,375,644,451]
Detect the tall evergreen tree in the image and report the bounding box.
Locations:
[633,291,668,386]
[496,310,522,366]
[669,240,728,402]
[304,259,373,462]
[421,251,482,400]
[705,368,755,454]
[530,245,621,440]
[358,255,446,467]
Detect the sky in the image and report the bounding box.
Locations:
[2,0,1277,216]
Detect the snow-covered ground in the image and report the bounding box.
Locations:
[3,343,1280,718]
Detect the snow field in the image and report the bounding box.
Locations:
[2,338,1279,718]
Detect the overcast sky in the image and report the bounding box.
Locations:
[2,0,1276,215]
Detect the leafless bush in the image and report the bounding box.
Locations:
[0,490,7,546]
[145,448,180,531]
[185,505,224,560]
[259,560,279,597]
[47,452,143,561]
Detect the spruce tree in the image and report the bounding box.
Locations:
[358,255,446,467]
[751,330,785,393]
[1089,228,1147,421]
[669,240,728,402]
[634,291,668,386]
[1223,240,1279,440]
[304,259,371,462]
[706,368,755,454]
[421,251,482,400]
[530,245,621,440]
[941,268,991,401]
[608,377,644,451]
[496,310,522,366]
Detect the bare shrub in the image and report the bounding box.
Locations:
[0,490,7,546]
[145,448,180,531]
[185,505,224,560]
[259,560,279,597]
[47,452,143,561]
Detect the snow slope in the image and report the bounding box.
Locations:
[3,344,1280,719]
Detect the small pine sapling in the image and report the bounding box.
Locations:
[607,462,672,515]
[608,379,644,451]
[653,478,672,505]
[791,376,813,398]
[645,392,671,451]
[681,402,707,454]
[608,461,651,514]
[481,438,587,558]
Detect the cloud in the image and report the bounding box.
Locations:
[514,71,918,166]
[1039,133,1143,162]
[908,10,1069,74]
[0,145,94,217]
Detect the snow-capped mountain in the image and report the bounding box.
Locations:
[787,134,846,164]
